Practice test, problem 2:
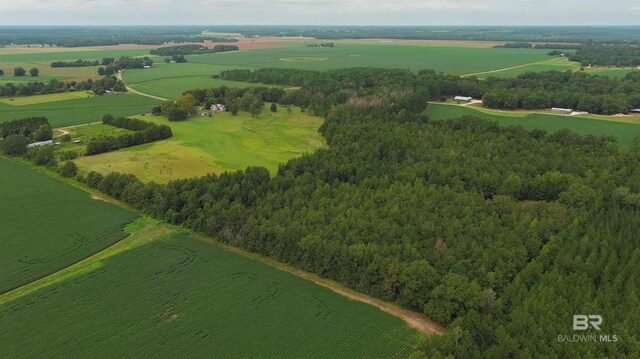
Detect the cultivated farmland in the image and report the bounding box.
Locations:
[0,159,138,293]
[73,107,325,182]
[0,93,161,128]
[186,43,553,75]
[0,231,421,358]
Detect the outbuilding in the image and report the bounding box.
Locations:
[551,107,573,115]
[454,96,473,102]
[26,140,53,149]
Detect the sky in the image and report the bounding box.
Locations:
[1,0,639,26]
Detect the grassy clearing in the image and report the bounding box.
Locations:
[73,107,326,182]
[0,93,161,128]
[0,230,420,358]
[427,103,640,146]
[0,159,138,294]
[0,91,93,106]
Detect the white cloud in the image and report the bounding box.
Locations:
[0,0,638,25]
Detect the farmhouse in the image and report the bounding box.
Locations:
[454,96,473,102]
[210,104,226,112]
[551,107,573,115]
[26,140,53,149]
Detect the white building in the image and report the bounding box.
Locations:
[210,104,226,112]
[26,140,53,149]
[551,107,573,115]
[454,96,473,102]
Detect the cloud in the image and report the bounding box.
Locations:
[0,0,638,25]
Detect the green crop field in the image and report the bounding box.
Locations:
[0,93,161,128]
[122,63,280,99]
[0,48,150,63]
[73,107,326,182]
[186,44,552,75]
[427,104,640,146]
[0,230,420,358]
[0,91,93,106]
[0,159,137,294]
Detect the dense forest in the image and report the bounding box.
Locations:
[150,44,239,56]
[569,44,640,67]
[13,67,629,357]
[220,68,640,115]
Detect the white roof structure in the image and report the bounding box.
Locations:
[26,140,53,149]
[454,96,473,102]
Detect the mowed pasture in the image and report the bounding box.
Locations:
[0,232,421,358]
[73,107,326,182]
[0,159,137,294]
[427,104,640,146]
[0,93,161,128]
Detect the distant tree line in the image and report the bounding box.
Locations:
[569,44,640,67]
[495,42,582,50]
[306,42,334,48]
[150,44,239,57]
[220,68,640,115]
[0,26,236,47]
[84,115,172,155]
[0,76,126,97]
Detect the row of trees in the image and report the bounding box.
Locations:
[0,76,126,97]
[149,44,238,56]
[51,59,100,67]
[85,115,172,155]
